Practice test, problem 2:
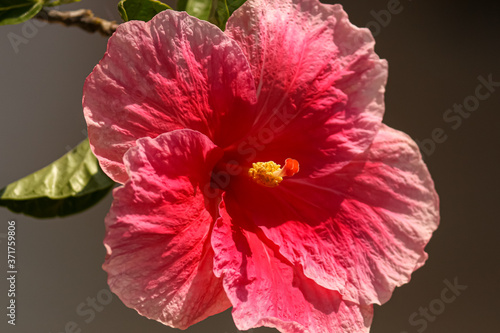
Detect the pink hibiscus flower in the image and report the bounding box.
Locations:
[82,0,439,332]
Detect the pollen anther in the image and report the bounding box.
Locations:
[248,158,299,188]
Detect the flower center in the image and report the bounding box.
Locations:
[248,158,299,187]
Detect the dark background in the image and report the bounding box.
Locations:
[1,0,499,332]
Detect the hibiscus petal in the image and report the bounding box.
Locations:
[225,0,387,175]
[213,195,373,333]
[103,129,230,329]
[83,10,257,183]
[226,125,439,305]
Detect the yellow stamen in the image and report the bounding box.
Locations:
[248,158,299,188]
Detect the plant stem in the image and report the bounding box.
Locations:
[34,8,119,37]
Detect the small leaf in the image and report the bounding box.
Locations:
[0,139,115,218]
[0,0,44,25]
[118,0,171,22]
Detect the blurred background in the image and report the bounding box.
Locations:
[0,0,499,332]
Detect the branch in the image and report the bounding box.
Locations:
[34,8,119,37]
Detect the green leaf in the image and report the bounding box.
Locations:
[213,0,229,29]
[0,0,81,25]
[179,0,246,30]
[0,0,44,25]
[183,0,212,21]
[44,0,81,7]
[176,0,187,11]
[0,139,115,218]
[225,0,245,15]
[118,0,171,22]
[211,0,246,30]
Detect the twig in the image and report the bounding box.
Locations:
[34,8,119,37]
